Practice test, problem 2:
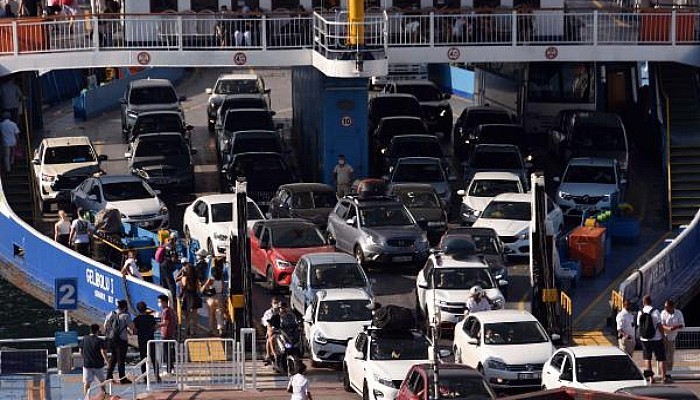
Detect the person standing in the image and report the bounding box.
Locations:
[177,258,202,337]
[79,324,109,396]
[287,361,312,400]
[70,207,93,256]
[194,248,209,284]
[54,210,71,246]
[262,297,281,364]
[616,299,636,356]
[0,77,23,123]
[465,285,491,314]
[104,299,135,384]
[133,301,157,378]
[201,255,226,337]
[661,299,685,382]
[159,251,178,302]
[638,295,667,383]
[157,294,176,376]
[0,110,19,174]
[332,154,354,198]
[121,249,143,280]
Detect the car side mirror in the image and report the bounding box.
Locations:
[97,154,108,162]
[439,348,452,358]
[154,189,161,195]
[32,157,40,165]
[124,152,132,158]
[269,110,276,116]
[559,371,573,381]
[498,279,509,287]
[186,124,194,131]
[119,98,126,104]
[418,282,428,289]
[205,88,212,94]
[354,352,365,360]
[264,88,271,94]
[457,189,466,196]
[190,149,198,155]
[467,337,479,346]
[551,333,561,344]
[553,176,561,183]
[443,93,452,100]
[327,236,336,245]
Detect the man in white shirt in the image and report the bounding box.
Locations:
[616,299,636,356]
[637,295,667,383]
[262,297,281,364]
[0,111,19,174]
[661,299,685,382]
[465,285,491,315]
[121,249,142,279]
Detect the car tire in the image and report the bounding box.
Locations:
[354,246,366,269]
[362,381,369,400]
[343,363,352,392]
[267,266,278,293]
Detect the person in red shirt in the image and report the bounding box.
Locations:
[157,294,177,377]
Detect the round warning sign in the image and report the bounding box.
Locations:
[447,47,460,61]
[341,115,352,127]
[234,52,247,66]
[136,51,151,65]
[545,46,559,60]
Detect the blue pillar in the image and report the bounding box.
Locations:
[292,66,369,185]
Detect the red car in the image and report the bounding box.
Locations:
[396,363,495,400]
[250,219,334,291]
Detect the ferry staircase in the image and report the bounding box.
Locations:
[2,148,34,225]
[661,63,700,226]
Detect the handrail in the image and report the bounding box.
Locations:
[611,289,624,312]
[84,378,114,400]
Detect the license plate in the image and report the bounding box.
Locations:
[518,372,541,380]
[392,256,412,262]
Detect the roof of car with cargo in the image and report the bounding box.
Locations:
[217,73,259,81]
[278,183,335,193]
[300,252,357,264]
[130,78,174,88]
[388,183,436,193]
[43,136,92,146]
[316,288,372,302]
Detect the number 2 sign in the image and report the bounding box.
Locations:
[55,278,78,310]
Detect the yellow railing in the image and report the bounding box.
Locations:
[560,290,573,344]
[611,290,624,313]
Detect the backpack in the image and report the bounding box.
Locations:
[105,311,126,341]
[75,219,88,236]
[639,309,657,340]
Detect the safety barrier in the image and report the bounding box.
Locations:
[611,290,624,313]
[618,209,700,309]
[559,291,573,344]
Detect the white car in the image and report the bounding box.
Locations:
[33,136,105,212]
[344,328,431,400]
[70,175,168,229]
[453,310,557,390]
[541,346,647,392]
[458,171,525,224]
[205,73,268,131]
[303,288,373,367]
[472,193,563,258]
[554,157,626,218]
[183,194,265,256]
[416,251,506,332]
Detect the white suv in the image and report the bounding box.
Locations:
[416,251,506,333]
[458,171,525,225]
[554,157,625,218]
[205,73,268,131]
[344,328,431,400]
[33,136,105,212]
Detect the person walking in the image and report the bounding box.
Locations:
[121,249,143,279]
[0,77,23,123]
[194,248,209,284]
[54,210,71,246]
[638,295,667,383]
[133,301,157,378]
[0,110,19,174]
[157,294,176,377]
[70,207,93,256]
[616,299,636,356]
[287,361,312,400]
[159,251,178,302]
[332,154,354,198]
[79,324,109,396]
[177,258,202,337]
[201,255,226,337]
[661,299,685,382]
[104,299,135,384]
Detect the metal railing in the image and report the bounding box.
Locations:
[1,10,698,57]
[559,290,573,344]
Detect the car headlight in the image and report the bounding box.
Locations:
[364,235,382,246]
[41,173,55,182]
[558,190,572,200]
[276,259,293,269]
[127,111,138,120]
[518,228,529,241]
[313,331,328,345]
[132,168,149,179]
[373,373,395,388]
[213,232,228,241]
[487,358,508,370]
[159,205,169,215]
[492,297,504,309]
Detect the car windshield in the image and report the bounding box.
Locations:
[482,321,549,345]
[396,85,443,101]
[391,141,443,159]
[378,119,426,136]
[576,355,643,383]
[398,191,440,209]
[373,99,421,120]
[463,111,511,129]
[292,191,337,209]
[44,145,96,164]
[471,150,523,170]
[317,299,372,322]
[435,268,495,289]
[102,181,154,201]
[215,79,259,94]
[221,98,267,113]
[370,336,429,361]
[272,225,326,248]
[232,137,281,154]
[133,114,183,134]
[130,86,177,105]
[311,263,367,289]
[472,234,501,256]
[469,179,521,197]
[432,375,495,400]
[210,201,263,223]
[393,162,444,183]
[359,205,414,227]
[481,201,530,221]
[224,111,274,132]
[563,165,615,185]
[134,139,188,157]
[231,156,290,182]
[572,125,626,150]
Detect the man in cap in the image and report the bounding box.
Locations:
[465,285,491,315]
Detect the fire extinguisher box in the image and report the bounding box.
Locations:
[568,226,606,277]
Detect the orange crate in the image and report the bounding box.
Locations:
[568,226,606,277]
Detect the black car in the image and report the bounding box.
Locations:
[215,108,275,162]
[384,80,452,140]
[388,183,447,244]
[128,111,192,143]
[214,94,270,128]
[472,124,530,156]
[368,93,423,135]
[372,116,429,173]
[125,132,195,192]
[222,130,283,167]
[269,183,337,228]
[383,134,449,175]
[223,152,297,210]
[453,106,513,160]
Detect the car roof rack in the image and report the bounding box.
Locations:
[345,194,397,203]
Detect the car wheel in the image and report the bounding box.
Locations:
[266,266,277,293]
[343,363,352,392]
[362,381,369,400]
[354,246,366,269]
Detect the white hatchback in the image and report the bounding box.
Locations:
[453,310,557,390]
[541,346,647,392]
[458,171,525,224]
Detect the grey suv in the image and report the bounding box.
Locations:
[327,196,430,268]
[121,79,185,138]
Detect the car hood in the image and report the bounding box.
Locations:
[365,225,423,239]
[483,342,554,365]
[558,183,618,197]
[371,359,429,381]
[435,288,503,303]
[420,101,451,109]
[209,220,259,236]
[133,158,191,173]
[581,379,647,392]
[130,103,180,113]
[473,218,528,236]
[316,321,370,342]
[407,207,443,222]
[275,245,336,263]
[42,162,100,177]
[106,197,161,216]
[291,208,333,226]
[465,196,493,212]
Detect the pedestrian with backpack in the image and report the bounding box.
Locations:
[637,295,667,383]
[70,207,93,256]
[104,299,135,384]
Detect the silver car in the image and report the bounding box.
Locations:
[327,196,430,267]
[388,157,454,205]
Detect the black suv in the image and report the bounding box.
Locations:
[215,108,275,163]
[382,134,449,175]
[368,93,423,135]
[222,130,283,167]
[384,80,452,140]
[121,79,185,139]
[125,132,195,192]
[453,106,512,161]
[222,152,297,210]
[128,111,193,143]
